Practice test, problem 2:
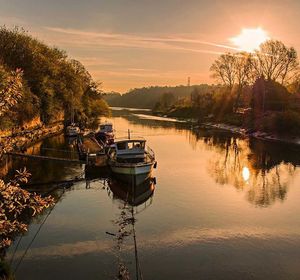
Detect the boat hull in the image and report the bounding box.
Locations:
[109,161,155,185]
[110,162,153,175]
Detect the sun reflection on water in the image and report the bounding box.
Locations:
[242,167,250,182]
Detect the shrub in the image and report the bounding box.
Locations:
[275,111,300,136]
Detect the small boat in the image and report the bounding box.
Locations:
[108,137,157,183]
[95,122,114,146]
[65,123,80,137]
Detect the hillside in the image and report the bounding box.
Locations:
[103,84,215,109]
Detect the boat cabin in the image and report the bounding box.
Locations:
[99,123,113,133]
[65,123,80,136]
[112,138,146,160]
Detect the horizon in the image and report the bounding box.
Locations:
[1,0,300,93]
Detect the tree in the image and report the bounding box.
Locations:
[251,40,299,85]
[210,53,236,89]
[0,26,109,126]
[153,92,176,112]
[0,68,23,117]
[233,52,253,109]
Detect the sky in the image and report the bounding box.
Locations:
[1,0,300,93]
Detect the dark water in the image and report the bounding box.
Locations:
[3,108,300,280]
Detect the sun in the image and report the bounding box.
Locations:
[230,27,269,52]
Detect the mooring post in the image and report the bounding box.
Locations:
[86,148,89,165]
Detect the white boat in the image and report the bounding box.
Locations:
[108,137,157,182]
[65,123,80,137]
[99,123,113,134]
[95,122,114,145]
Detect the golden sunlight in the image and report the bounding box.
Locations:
[242,167,250,182]
[230,27,269,52]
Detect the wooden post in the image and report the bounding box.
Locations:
[86,148,89,165]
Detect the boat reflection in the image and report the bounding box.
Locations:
[107,175,156,279]
[108,177,156,208]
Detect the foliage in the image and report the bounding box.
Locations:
[210,40,300,112]
[0,169,54,249]
[0,64,53,275]
[153,92,176,112]
[0,68,23,117]
[252,78,291,113]
[0,26,109,127]
[274,111,300,135]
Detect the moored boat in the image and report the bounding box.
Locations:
[107,137,157,183]
[95,122,114,145]
[65,123,80,137]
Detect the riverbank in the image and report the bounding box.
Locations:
[197,122,300,146]
[152,109,300,146]
[0,122,64,154]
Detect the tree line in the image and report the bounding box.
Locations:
[0,26,109,129]
[145,40,300,135]
[103,84,216,109]
[210,40,299,109]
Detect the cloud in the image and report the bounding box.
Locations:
[7,226,300,260]
[43,26,237,55]
[0,15,27,27]
[74,57,119,67]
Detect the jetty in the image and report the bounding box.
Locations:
[77,134,108,167]
[5,134,108,167]
[6,152,85,163]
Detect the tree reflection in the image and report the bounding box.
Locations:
[199,130,299,207]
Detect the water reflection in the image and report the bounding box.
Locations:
[108,177,155,208]
[107,176,155,279]
[2,108,300,280]
[111,108,300,207]
[203,135,298,207]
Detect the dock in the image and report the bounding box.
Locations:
[77,135,105,156]
[6,134,109,167]
[6,152,86,163]
[77,135,108,167]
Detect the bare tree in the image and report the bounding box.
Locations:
[211,52,253,110]
[233,52,253,109]
[251,40,299,85]
[210,53,236,89]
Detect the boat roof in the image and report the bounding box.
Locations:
[114,137,146,143]
[99,122,113,126]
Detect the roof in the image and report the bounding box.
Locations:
[99,122,113,126]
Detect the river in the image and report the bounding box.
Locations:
[3,107,300,280]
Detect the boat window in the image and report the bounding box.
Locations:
[117,142,126,150]
[126,142,143,150]
[131,142,145,149]
[127,142,134,149]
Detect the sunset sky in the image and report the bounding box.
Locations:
[1,0,300,93]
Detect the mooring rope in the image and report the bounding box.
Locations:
[13,188,65,274]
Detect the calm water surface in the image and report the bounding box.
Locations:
[3,108,300,280]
